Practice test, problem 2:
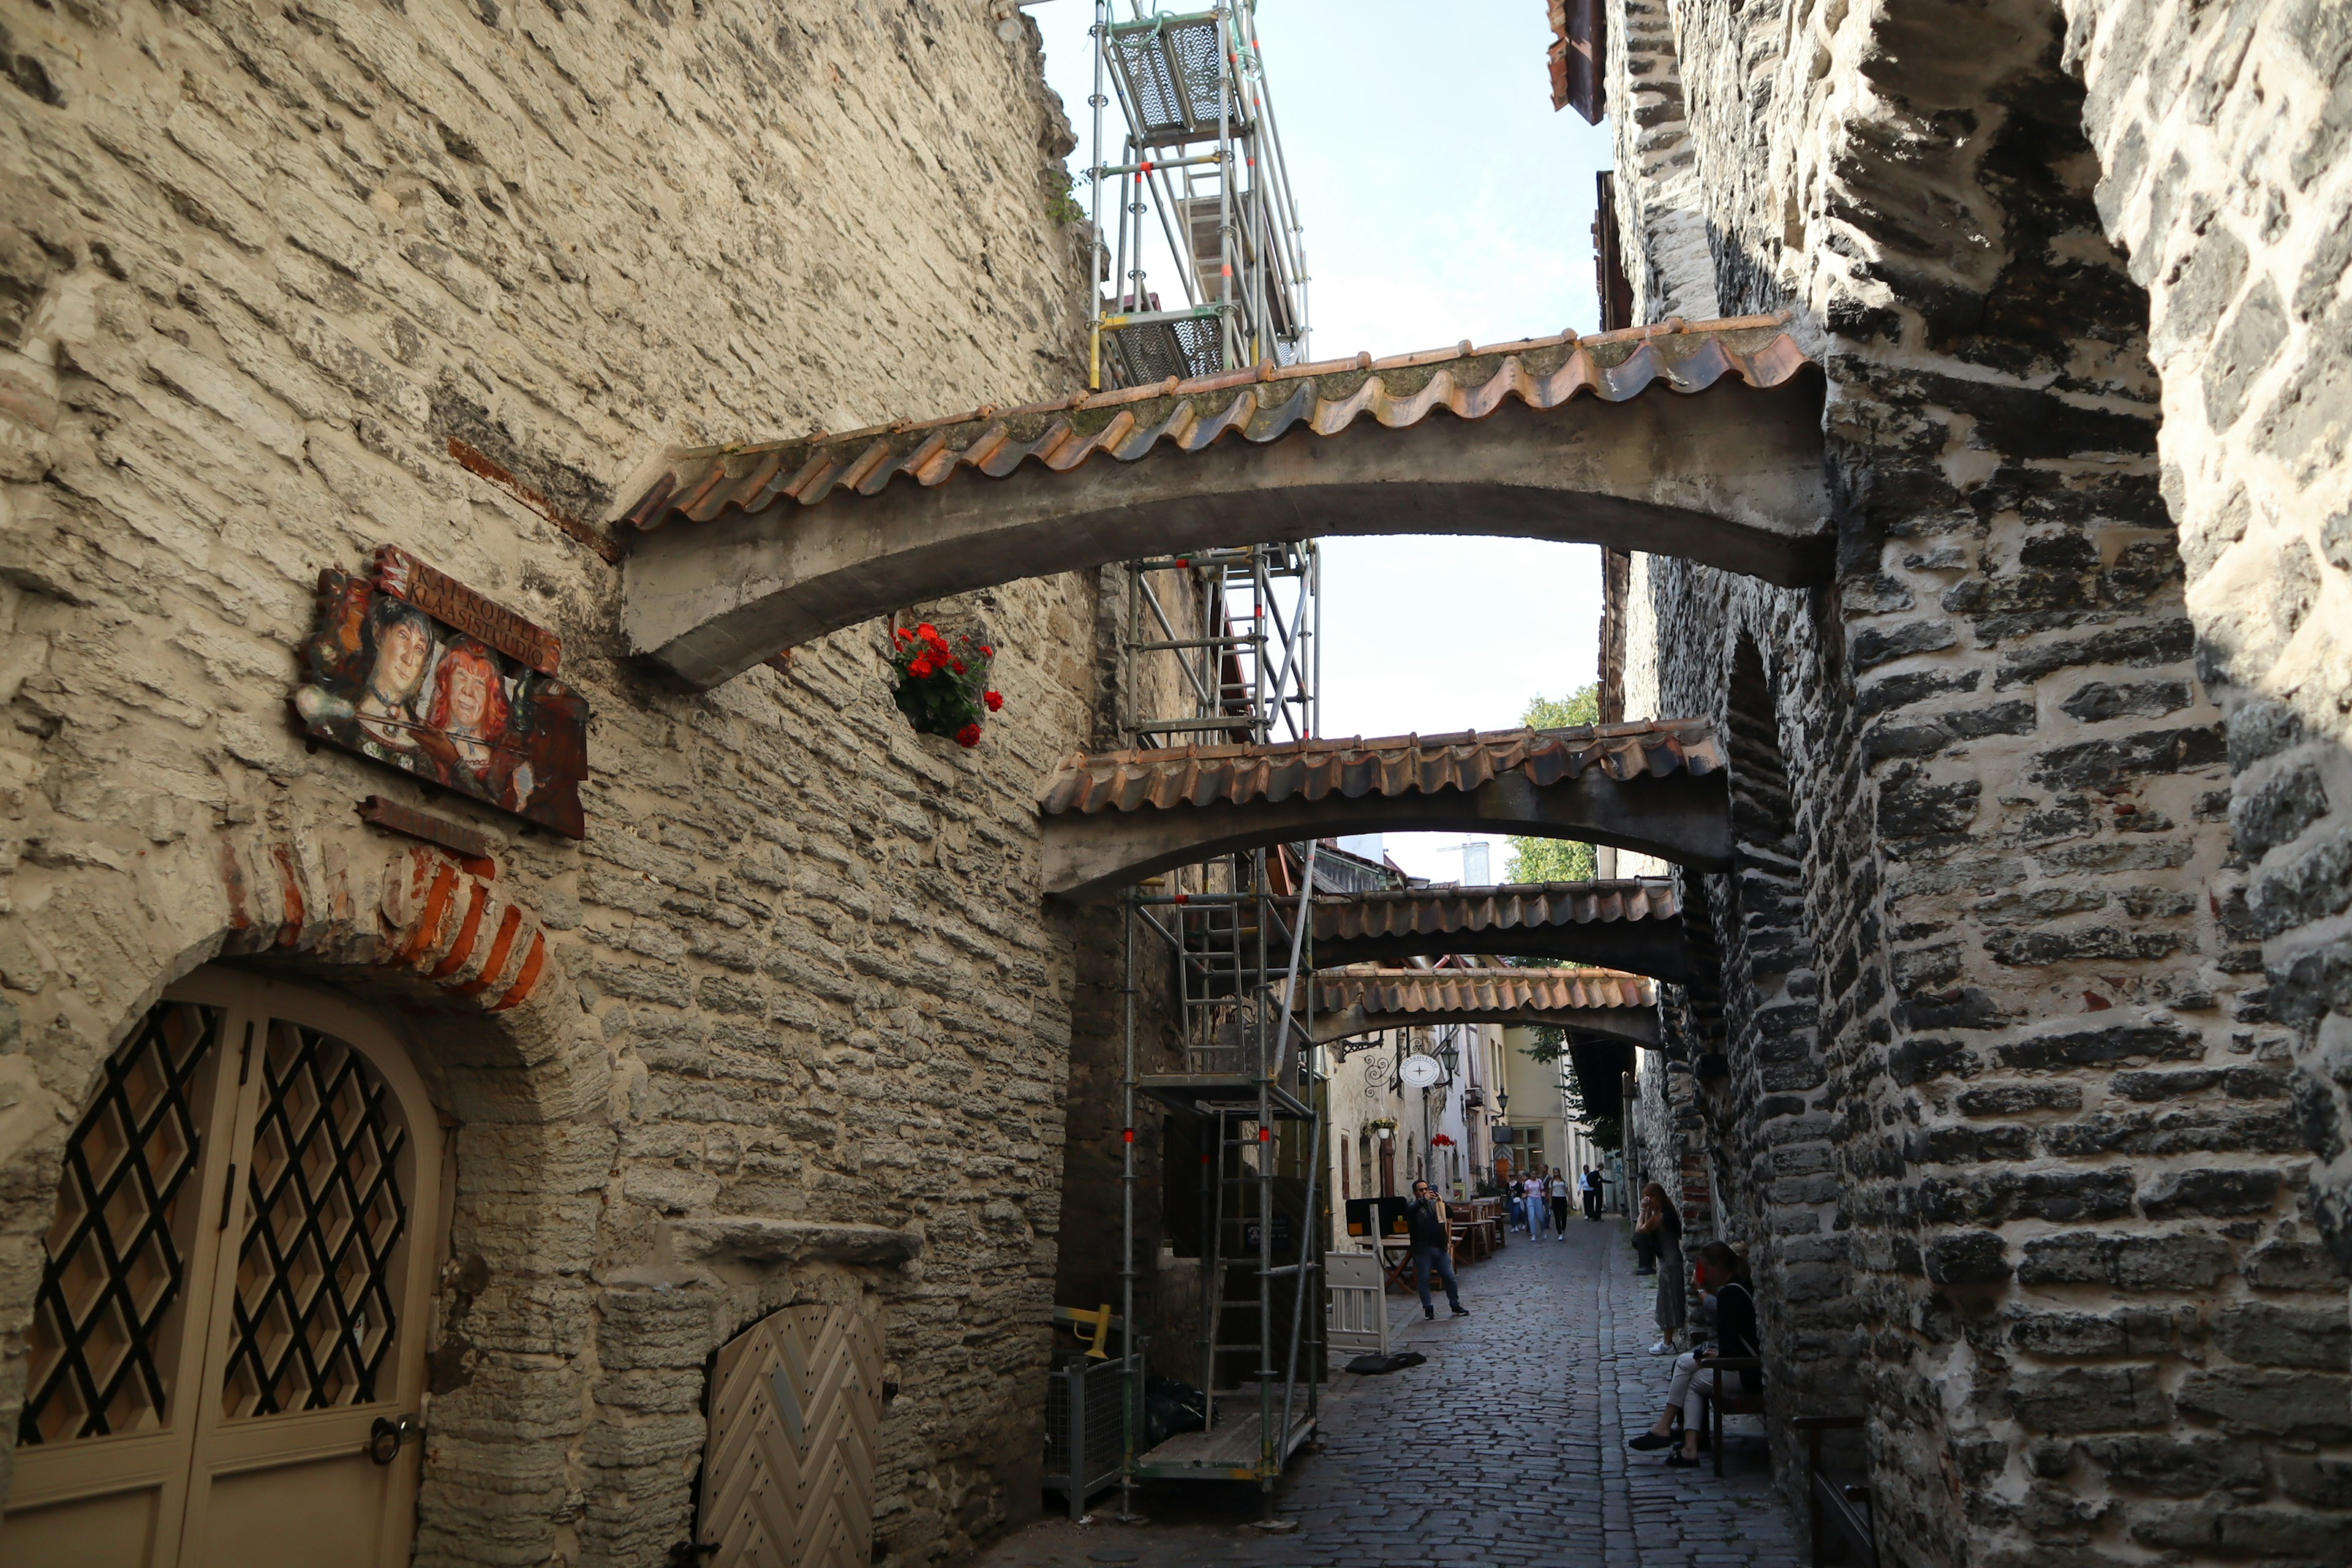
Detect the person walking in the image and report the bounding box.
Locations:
[1524,1170,1550,1238]
[1583,1165,1604,1221]
[1404,1179,1468,1319]
[1646,1181,1686,1353]
[1548,1169,1572,1237]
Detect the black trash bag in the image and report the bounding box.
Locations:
[1142,1376,1207,1449]
[1344,1351,1427,1376]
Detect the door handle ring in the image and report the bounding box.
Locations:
[368,1413,421,1464]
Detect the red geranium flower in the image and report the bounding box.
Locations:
[956,723,983,747]
[908,654,934,677]
[981,645,994,656]
[952,658,966,674]
[984,690,1003,711]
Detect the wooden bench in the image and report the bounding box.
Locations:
[1792,1415,1874,1566]
[1695,1356,1765,1477]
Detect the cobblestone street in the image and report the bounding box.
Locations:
[978,1219,1804,1567]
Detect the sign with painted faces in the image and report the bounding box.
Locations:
[293,566,588,838]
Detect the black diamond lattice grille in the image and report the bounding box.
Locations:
[20,1001,220,1445]
[221,1022,409,1419]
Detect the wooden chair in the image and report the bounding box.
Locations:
[1378,1237,1415,1294]
[1792,1415,1874,1566]
[1695,1357,1765,1476]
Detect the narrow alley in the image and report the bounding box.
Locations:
[979,1221,1804,1568]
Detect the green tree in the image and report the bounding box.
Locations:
[1506,685,1601,883]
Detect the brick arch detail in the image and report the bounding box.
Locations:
[214,839,562,1019]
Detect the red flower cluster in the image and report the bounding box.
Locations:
[1431,1133,1458,1147]
[888,622,1001,747]
[895,622,954,679]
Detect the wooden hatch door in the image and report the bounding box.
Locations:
[698,1304,883,1568]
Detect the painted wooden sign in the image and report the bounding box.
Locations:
[293,566,587,839]
[373,545,561,676]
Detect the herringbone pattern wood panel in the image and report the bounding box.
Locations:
[701,1305,883,1568]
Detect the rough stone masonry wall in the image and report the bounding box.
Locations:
[2054,0,2352,1285]
[1608,0,2352,1560]
[0,1,1102,1562]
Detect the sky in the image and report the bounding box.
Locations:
[1029,2,1615,882]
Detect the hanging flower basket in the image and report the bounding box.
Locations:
[888,623,1002,747]
[1431,1133,1458,1148]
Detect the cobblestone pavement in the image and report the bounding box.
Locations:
[976,1217,1804,1567]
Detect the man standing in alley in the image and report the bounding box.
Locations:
[1406,1180,1469,1319]
[1582,1165,1603,1221]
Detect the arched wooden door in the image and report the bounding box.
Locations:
[2,971,446,1568]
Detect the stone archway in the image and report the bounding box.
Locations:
[1038,723,1732,901]
[617,320,1830,687]
[0,832,612,1567]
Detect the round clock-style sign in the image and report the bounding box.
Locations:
[1398,1054,1444,1088]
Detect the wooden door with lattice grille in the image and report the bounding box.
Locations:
[698,1305,884,1568]
[1,972,445,1568]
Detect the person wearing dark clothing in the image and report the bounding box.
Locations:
[1642,1182,1686,1349]
[1581,1166,1603,1220]
[1404,1180,1468,1319]
[1632,1180,1667,1273]
[1627,1242,1760,1466]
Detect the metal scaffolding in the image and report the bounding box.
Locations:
[1085,1,1309,388]
[1070,2,1324,1514]
[1109,545,1323,1513]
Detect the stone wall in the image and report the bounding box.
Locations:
[0,0,1102,1562]
[2054,0,2352,1284]
[1604,0,2352,1559]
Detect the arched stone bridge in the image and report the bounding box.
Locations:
[1311,967,1659,1050]
[616,317,1828,688]
[1312,879,1686,980]
[1036,723,1727,903]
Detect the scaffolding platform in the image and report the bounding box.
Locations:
[1134,1408,1316,1482]
[1136,1076,1314,1121]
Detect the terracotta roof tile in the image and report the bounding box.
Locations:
[1313,880,1679,944]
[1036,722,1721,817]
[1314,967,1657,1017]
[620,315,1811,532]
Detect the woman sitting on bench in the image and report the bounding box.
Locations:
[1627,1241,1758,1468]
